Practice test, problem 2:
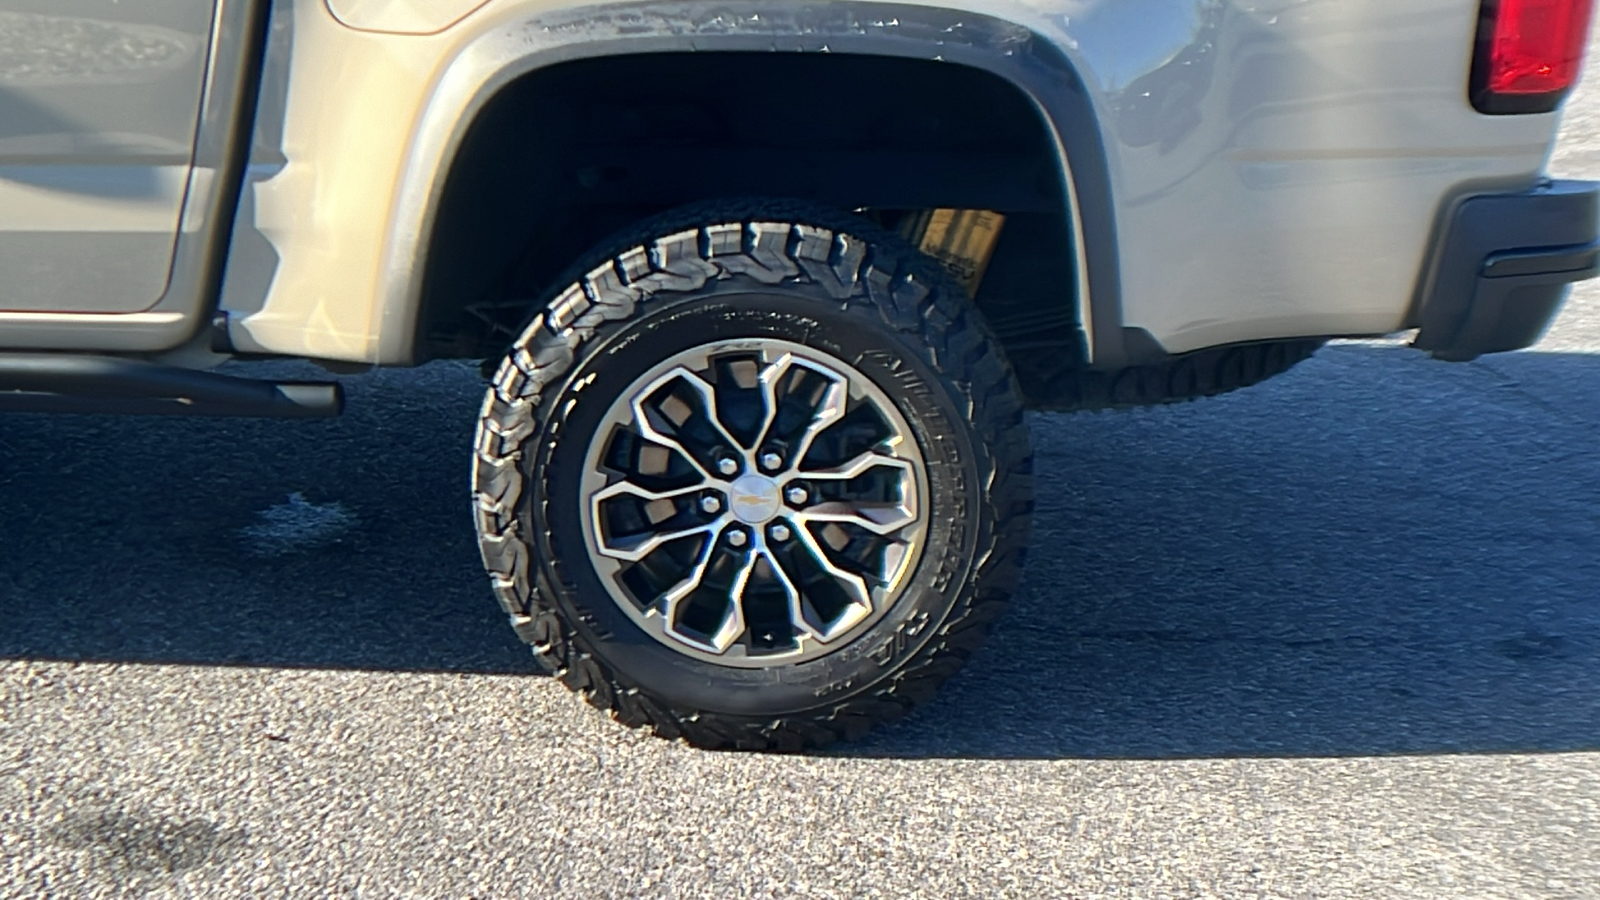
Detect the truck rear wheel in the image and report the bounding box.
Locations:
[471,202,1032,750]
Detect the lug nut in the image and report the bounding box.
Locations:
[760,452,784,472]
[717,457,739,476]
[727,529,748,548]
[701,495,723,514]
[786,486,809,506]
[769,523,792,543]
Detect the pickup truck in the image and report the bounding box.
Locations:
[3,0,1597,751]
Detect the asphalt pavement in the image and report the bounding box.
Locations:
[6,34,1600,900]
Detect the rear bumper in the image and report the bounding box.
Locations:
[1413,180,1600,361]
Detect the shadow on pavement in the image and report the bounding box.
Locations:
[2,346,1598,760]
[0,362,533,678]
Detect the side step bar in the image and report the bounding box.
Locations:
[0,354,343,419]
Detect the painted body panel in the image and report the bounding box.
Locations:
[0,0,1561,361]
[0,0,267,350]
[1085,0,1553,352]
[0,0,216,314]
[325,0,492,34]
[213,0,1561,365]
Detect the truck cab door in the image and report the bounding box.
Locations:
[0,0,219,315]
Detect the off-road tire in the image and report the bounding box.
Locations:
[471,201,1033,751]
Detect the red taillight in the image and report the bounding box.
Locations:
[1472,0,1596,113]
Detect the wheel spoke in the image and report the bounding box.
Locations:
[796,450,914,482]
[795,501,918,536]
[708,550,759,652]
[789,377,848,471]
[630,366,747,478]
[756,354,849,465]
[599,519,722,563]
[789,449,919,536]
[761,546,829,643]
[591,480,705,506]
[659,535,748,654]
[785,526,874,637]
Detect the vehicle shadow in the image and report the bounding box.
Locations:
[0,361,533,678]
[2,345,1597,760]
[853,342,1600,760]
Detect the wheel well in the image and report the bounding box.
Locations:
[418,52,1086,390]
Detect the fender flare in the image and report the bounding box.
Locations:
[373,1,1125,366]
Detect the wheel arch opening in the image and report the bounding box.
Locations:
[415,51,1088,394]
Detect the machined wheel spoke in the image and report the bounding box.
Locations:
[796,450,915,482]
[787,526,874,636]
[591,480,705,506]
[756,354,849,465]
[656,525,720,614]
[762,546,829,643]
[708,550,760,652]
[630,366,747,477]
[789,377,848,470]
[795,501,919,536]
[630,429,710,483]
[655,535,747,654]
[600,519,723,563]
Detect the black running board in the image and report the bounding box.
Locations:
[0,354,343,419]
